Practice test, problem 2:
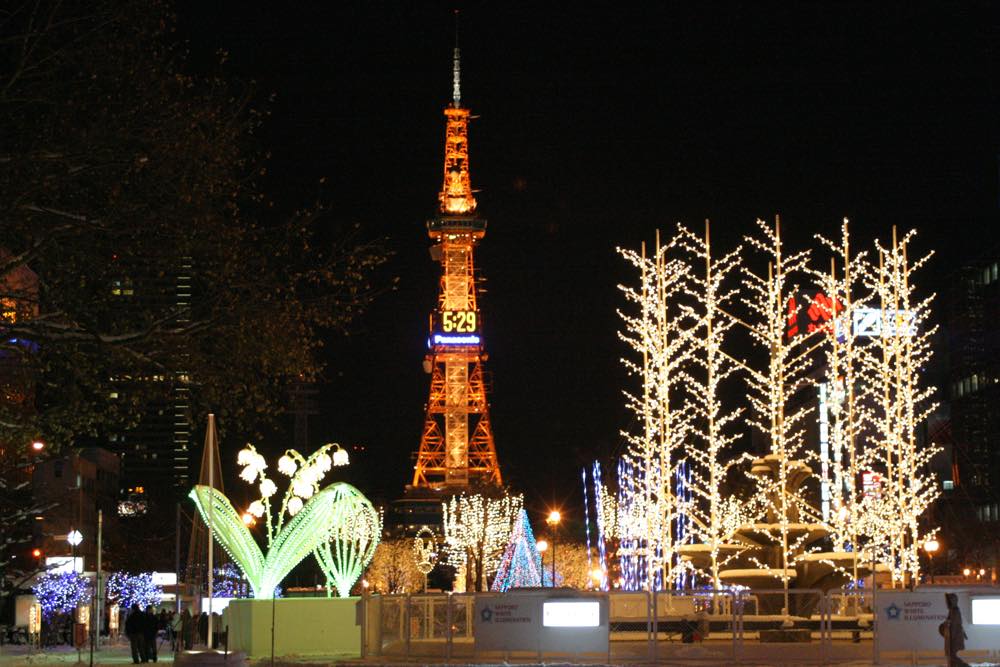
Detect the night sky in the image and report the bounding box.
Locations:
[179,3,1000,528]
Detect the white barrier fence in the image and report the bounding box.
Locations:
[359,586,1000,664]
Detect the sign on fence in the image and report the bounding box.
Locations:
[474,592,608,655]
[877,589,1000,656]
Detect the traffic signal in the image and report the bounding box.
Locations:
[31,548,42,559]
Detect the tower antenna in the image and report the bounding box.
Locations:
[452,10,462,108]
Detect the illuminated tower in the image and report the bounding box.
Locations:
[411,39,502,489]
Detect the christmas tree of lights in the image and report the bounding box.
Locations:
[105,572,163,609]
[189,442,357,598]
[673,221,748,590]
[740,217,826,615]
[617,231,694,590]
[33,571,91,619]
[442,492,522,592]
[313,483,382,597]
[812,219,874,586]
[855,227,939,586]
[491,509,549,591]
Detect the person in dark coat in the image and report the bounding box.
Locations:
[197,612,208,647]
[179,608,194,650]
[124,604,147,664]
[943,593,969,667]
[142,605,159,662]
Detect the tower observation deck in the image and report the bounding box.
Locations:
[410,37,502,490]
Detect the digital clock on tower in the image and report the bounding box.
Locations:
[441,310,478,333]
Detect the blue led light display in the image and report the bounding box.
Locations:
[432,333,481,345]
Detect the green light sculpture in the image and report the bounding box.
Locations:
[189,442,354,599]
[313,483,381,597]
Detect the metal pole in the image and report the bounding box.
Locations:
[175,504,181,614]
[404,593,411,659]
[95,511,103,650]
[270,593,276,667]
[551,533,556,587]
[446,593,453,663]
[207,414,215,647]
[872,551,879,665]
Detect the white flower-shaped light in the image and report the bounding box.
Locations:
[314,453,332,473]
[248,500,265,518]
[239,466,259,483]
[300,466,319,485]
[259,479,277,498]
[287,496,303,516]
[292,479,314,499]
[237,448,255,466]
[332,447,349,467]
[278,456,297,476]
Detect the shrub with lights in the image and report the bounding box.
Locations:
[190,442,378,599]
[105,571,163,609]
[33,571,92,619]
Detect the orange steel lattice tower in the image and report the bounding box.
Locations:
[411,40,502,489]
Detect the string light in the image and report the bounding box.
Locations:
[105,572,163,609]
[491,509,548,591]
[33,571,91,619]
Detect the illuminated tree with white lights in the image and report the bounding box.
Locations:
[674,222,748,590]
[856,228,939,586]
[812,219,872,581]
[741,217,825,614]
[617,232,693,590]
[442,492,522,592]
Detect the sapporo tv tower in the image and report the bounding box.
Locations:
[410,29,502,494]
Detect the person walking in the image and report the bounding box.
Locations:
[170,611,183,652]
[942,593,969,667]
[142,606,159,663]
[181,608,195,651]
[124,604,147,664]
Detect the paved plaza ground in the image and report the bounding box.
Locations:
[1,640,997,667]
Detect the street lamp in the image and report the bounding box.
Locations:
[31,440,44,452]
[546,510,561,588]
[963,567,971,577]
[67,529,83,573]
[923,539,939,584]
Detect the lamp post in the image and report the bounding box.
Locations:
[536,540,548,585]
[67,529,83,573]
[923,539,939,585]
[546,511,561,588]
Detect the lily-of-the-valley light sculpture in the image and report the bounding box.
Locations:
[189,441,379,599]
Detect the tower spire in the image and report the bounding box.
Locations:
[438,10,476,216]
[452,10,461,108]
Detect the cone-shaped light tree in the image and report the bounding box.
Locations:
[491,509,549,591]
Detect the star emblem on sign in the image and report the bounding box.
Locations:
[480,607,493,622]
[885,603,901,620]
